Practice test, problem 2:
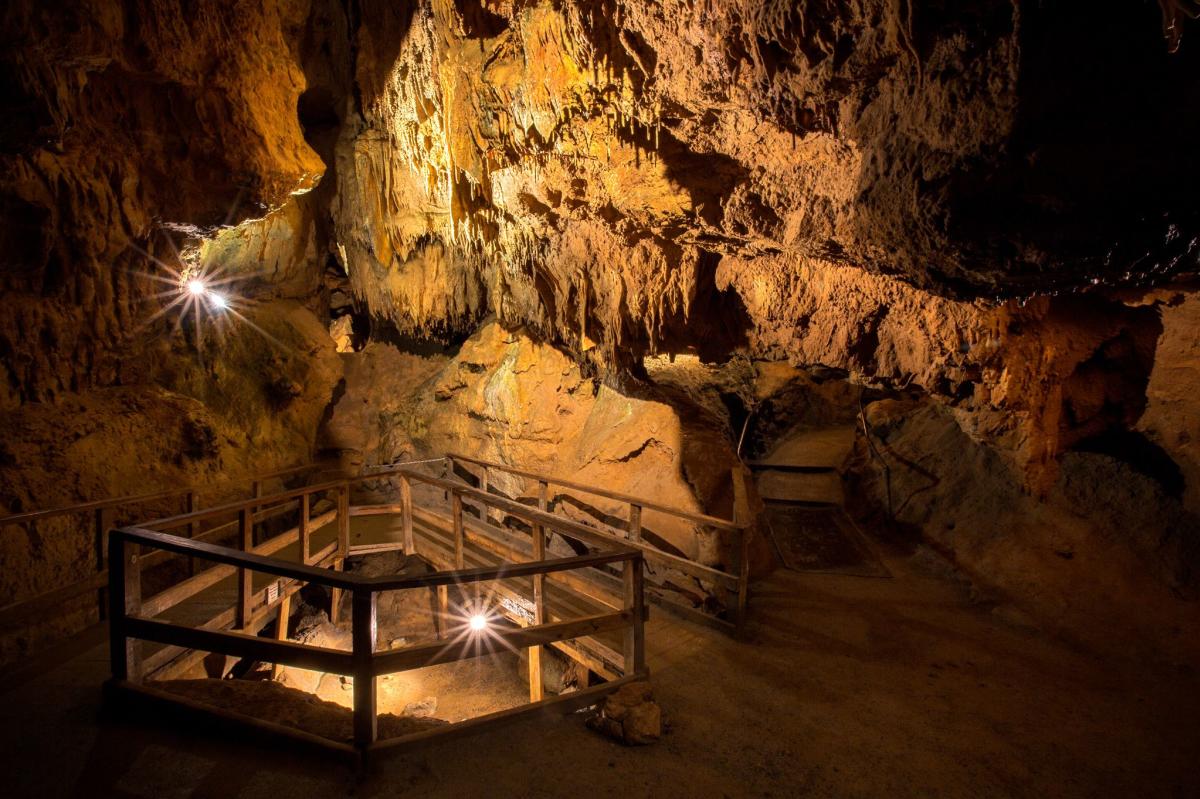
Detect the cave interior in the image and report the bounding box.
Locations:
[1,0,1199,796]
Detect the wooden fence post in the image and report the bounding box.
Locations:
[237,507,252,629]
[299,492,311,564]
[95,506,113,621]
[400,475,414,554]
[352,588,378,753]
[251,480,263,545]
[451,491,464,569]
[731,467,751,636]
[624,554,646,676]
[628,502,642,542]
[529,509,546,702]
[271,592,291,681]
[331,484,350,622]
[108,532,141,682]
[186,491,199,575]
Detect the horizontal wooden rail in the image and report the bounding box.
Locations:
[107,519,647,760]
[125,615,354,675]
[447,452,745,531]
[373,610,632,674]
[0,461,329,526]
[117,527,363,591]
[390,467,739,589]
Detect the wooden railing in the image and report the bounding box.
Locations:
[0,461,332,636]
[106,472,647,760]
[435,453,753,632]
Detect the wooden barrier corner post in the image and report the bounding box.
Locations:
[107,532,142,683]
[731,466,751,637]
[185,490,199,575]
[451,490,464,569]
[299,492,311,565]
[237,507,253,629]
[628,502,642,542]
[95,506,114,621]
[623,553,646,677]
[332,483,351,622]
[528,512,546,702]
[351,588,378,753]
[399,475,414,555]
[271,591,292,681]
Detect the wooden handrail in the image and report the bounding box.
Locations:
[0,460,330,525]
[389,467,740,589]
[446,452,746,531]
[107,519,648,758]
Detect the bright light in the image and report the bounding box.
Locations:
[186,278,207,296]
[468,613,488,632]
[209,292,228,310]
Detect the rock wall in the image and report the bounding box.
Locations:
[324,321,743,564]
[0,1,1197,667]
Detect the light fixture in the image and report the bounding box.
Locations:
[186,278,207,296]
[468,613,488,632]
[208,292,228,310]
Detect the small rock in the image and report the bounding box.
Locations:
[587,681,661,745]
[404,696,438,717]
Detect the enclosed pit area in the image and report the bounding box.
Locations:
[3,1,1200,796]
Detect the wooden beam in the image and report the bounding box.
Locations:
[271,592,291,681]
[352,589,377,751]
[139,509,336,618]
[529,514,546,702]
[374,610,632,676]
[125,615,354,675]
[299,493,310,564]
[400,475,414,554]
[107,534,140,682]
[628,502,642,542]
[237,508,252,629]
[624,556,646,676]
[451,491,464,568]
[368,674,645,754]
[389,468,738,588]
[444,452,745,531]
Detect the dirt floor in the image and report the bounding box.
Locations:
[2,547,1197,798]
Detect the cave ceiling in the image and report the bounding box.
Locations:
[1,0,1198,394]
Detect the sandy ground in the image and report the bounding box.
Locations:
[1,548,1197,798]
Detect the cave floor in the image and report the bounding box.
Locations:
[3,548,1197,798]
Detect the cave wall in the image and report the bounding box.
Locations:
[0,1,1197,666]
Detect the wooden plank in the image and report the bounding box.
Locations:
[374,610,632,675]
[237,508,252,629]
[624,557,646,676]
[731,466,751,635]
[413,531,621,679]
[2,461,329,527]
[368,674,644,754]
[391,468,738,588]
[352,589,377,750]
[125,615,354,674]
[139,511,336,614]
[107,535,139,681]
[299,493,310,564]
[530,514,546,702]
[451,492,464,568]
[119,522,359,593]
[365,550,635,591]
[271,592,291,680]
[141,547,339,680]
[628,502,642,542]
[400,476,414,554]
[444,452,744,531]
[107,679,356,757]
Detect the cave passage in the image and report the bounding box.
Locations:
[1,1,1199,796]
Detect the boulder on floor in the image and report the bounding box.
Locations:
[587,681,662,745]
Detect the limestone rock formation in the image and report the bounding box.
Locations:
[0,1,1198,669]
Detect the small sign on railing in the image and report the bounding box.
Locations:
[266,580,280,605]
